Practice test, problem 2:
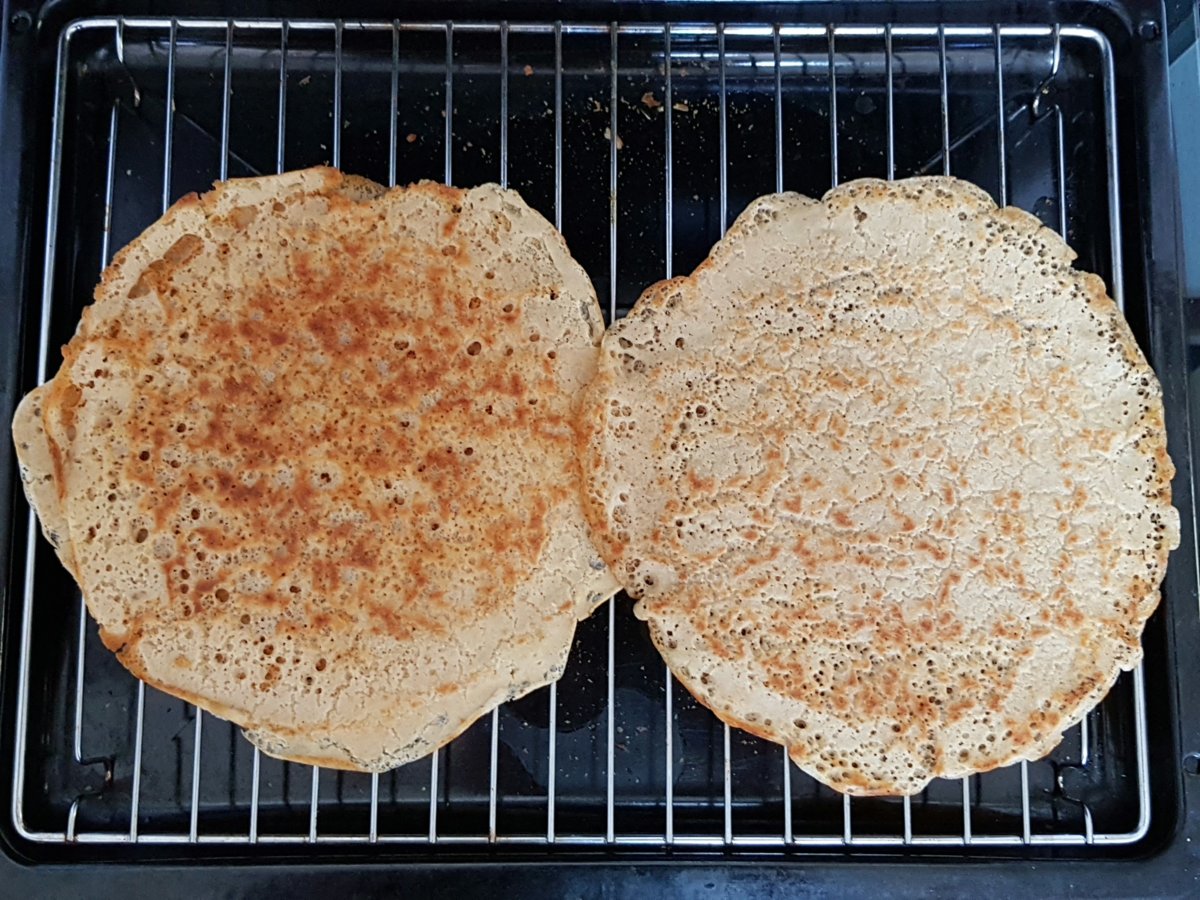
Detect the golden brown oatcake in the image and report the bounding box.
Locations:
[13,166,619,772]
[578,176,1179,796]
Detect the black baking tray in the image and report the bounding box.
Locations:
[1,0,1198,896]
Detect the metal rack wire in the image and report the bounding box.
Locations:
[12,16,1149,851]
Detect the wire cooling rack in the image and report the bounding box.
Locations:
[11,16,1149,852]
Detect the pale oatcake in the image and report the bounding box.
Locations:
[579,176,1179,795]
